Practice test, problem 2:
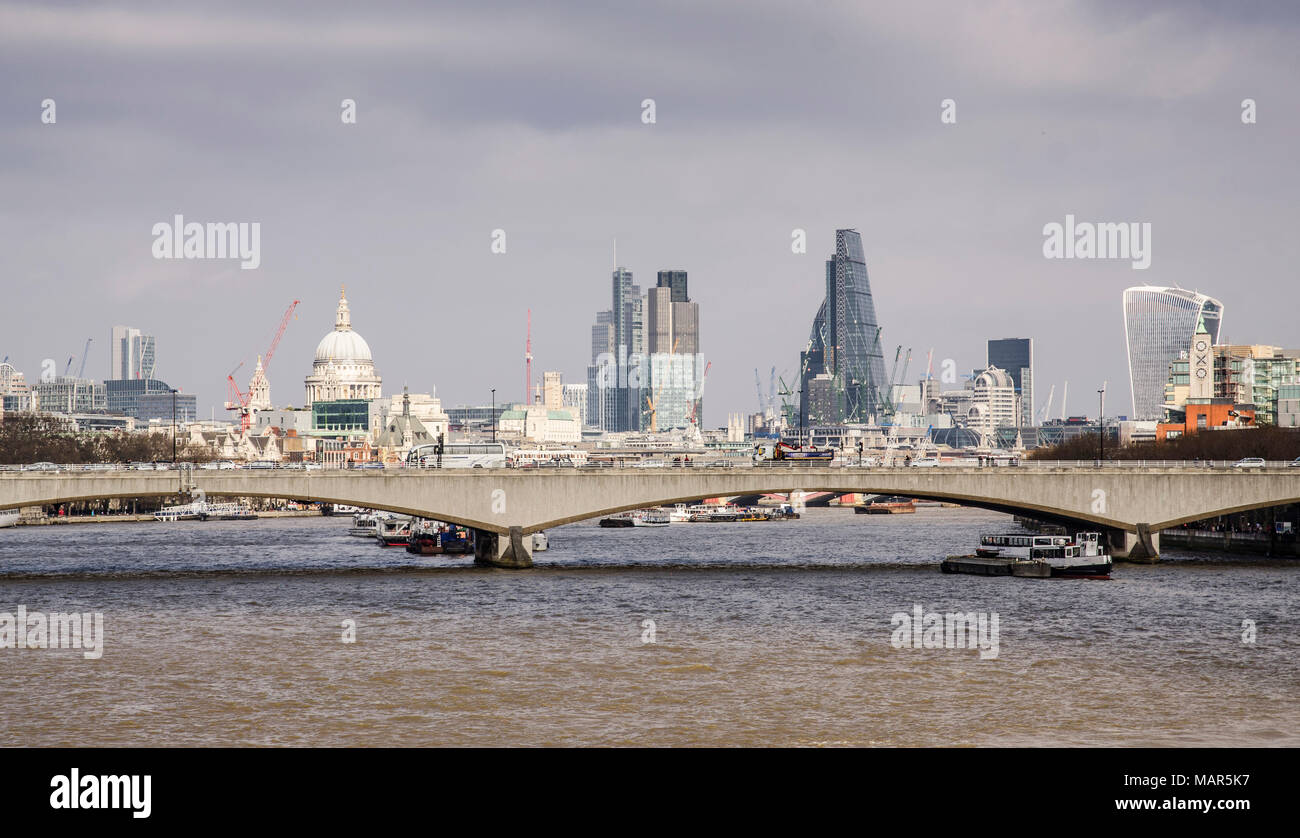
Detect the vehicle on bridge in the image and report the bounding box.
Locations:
[407,442,508,469]
[753,441,834,464]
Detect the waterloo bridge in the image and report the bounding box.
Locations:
[3,463,1298,568]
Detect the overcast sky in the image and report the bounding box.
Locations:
[2,0,1297,424]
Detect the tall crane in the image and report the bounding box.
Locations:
[754,368,766,415]
[225,299,299,434]
[76,338,92,379]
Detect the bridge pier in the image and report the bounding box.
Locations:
[473,526,533,569]
[1112,525,1160,563]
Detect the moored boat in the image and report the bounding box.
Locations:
[375,516,413,547]
[406,519,474,555]
[856,495,917,514]
[0,509,19,529]
[348,512,380,537]
[946,532,1112,578]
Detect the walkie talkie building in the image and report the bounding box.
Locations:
[1123,286,1223,420]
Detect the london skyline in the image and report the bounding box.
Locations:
[2,1,1297,422]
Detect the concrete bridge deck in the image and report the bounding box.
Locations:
[2,465,1297,567]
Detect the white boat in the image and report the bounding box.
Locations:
[668,504,692,523]
[532,531,549,551]
[348,512,380,538]
[0,509,19,529]
[375,516,414,546]
[976,532,1112,577]
[633,511,671,526]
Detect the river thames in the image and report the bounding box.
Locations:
[1,507,1295,747]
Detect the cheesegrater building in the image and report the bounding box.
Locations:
[800,229,888,426]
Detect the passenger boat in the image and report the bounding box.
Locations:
[945,532,1112,578]
[633,511,670,527]
[599,513,636,528]
[856,495,917,514]
[667,504,692,523]
[375,517,414,547]
[0,509,19,529]
[532,531,549,551]
[348,512,380,538]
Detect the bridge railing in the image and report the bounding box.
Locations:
[2,459,1298,473]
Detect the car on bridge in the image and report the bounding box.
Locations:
[909,458,942,468]
[1290,458,1300,468]
[1232,458,1266,469]
[24,462,60,472]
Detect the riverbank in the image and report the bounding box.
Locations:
[1161,529,1299,557]
[15,509,323,526]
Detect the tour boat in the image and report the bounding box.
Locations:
[600,510,670,527]
[955,532,1113,578]
[633,511,671,527]
[375,517,414,547]
[0,509,19,529]
[348,512,380,538]
[856,495,917,514]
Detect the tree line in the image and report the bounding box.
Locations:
[1027,425,1300,461]
[0,413,215,464]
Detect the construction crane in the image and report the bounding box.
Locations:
[225,299,299,434]
[76,338,92,379]
[777,376,798,429]
[63,355,74,376]
[754,368,766,415]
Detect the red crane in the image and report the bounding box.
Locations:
[225,299,300,434]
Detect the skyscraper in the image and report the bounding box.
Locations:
[1123,286,1224,420]
[800,229,888,425]
[657,270,688,303]
[110,325,156,380]
[987,338,1033,427]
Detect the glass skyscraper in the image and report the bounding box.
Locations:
[987,338,1033,427]
[1123,286,1223,420]
[800,229,888,424]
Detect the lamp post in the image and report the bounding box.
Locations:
[1097,385,1105,465]
[170,388,178,463]
[491,389,496,443]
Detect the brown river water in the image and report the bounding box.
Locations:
[1,507,1295,746]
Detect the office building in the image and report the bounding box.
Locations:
[1123,286,1223,420]
[110,326,156,381]
[987,338,1033,427]
[800,229,888,425]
